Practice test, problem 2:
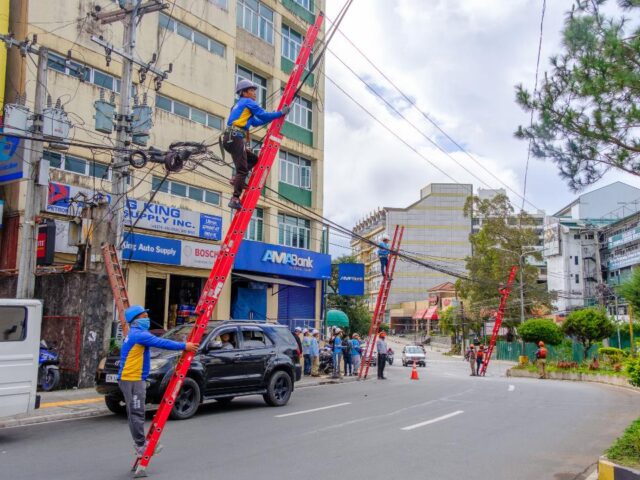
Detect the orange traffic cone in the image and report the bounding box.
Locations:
[410,360,419,380]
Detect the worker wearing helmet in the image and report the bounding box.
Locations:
[223,79,291,209]
[535,341,548,379]
[376,331,388,379]
[378,234,391,277]
[118,305,199,458]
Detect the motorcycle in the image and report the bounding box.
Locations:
[38,340,60,391]
[387,347,394,365]
[318,347,334,375]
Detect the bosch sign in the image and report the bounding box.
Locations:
[262,250,313,268]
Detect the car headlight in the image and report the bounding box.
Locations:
[150,358,169,371]
[98,357,107,371]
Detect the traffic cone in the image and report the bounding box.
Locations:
[410,360,419,380]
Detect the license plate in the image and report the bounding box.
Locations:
[105,374,118,384]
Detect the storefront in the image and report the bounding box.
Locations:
[232,240,331,330]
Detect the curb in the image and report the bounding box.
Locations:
[506,367,640,392]
[599,457,640,480]
[1,376,359,429]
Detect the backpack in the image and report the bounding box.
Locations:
[342,339,352,355]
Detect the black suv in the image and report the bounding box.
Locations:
[95,321,301,420]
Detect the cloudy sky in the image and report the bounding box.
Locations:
[322,0,640,252]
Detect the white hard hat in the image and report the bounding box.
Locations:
[302,328,309,334]
[382,234,390,240]
[312,329,319,335]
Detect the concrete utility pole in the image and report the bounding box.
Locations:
[91,0,168,250]
[16,46,48,298]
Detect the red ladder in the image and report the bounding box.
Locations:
[479,265,518,376]
[133,14,324,477]
[358,225,404,380]
[102,244,130,337]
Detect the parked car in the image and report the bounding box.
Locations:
[95,321,302,420]
[402,345,426,367]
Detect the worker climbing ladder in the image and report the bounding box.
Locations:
[131,14,324,478]
[358,225,404,380]
[479,265,518,376]
[102,244,130,337]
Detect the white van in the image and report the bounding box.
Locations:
[0,299,42,418]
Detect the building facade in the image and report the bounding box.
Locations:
[351,183,473,313]
[0,0,328,332]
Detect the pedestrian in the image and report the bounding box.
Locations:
[476,344,485,375]
[293,326,303,355]
[310,330,320,377]
[378,234,391,277]
[343,332,353,376]
[223,79,290,209]
[351,333,362,375]
[332,329,343,378]
[376,331,388,379]
[118,305,199,458]
[536,341,548,379]
[465,344,477,376]
[302,328,312,376]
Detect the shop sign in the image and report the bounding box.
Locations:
[337,263,364,296]
[36,219,56,265]
[181,239,220,269]
[0,134,23,185]
[47,182,222,241]
[122,232,181,266]
[235,240,331,279]
[544,223,560,256]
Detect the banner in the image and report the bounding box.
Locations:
[0,135,24,185]
[337,263,365,296]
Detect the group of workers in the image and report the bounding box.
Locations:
[293,327,322,377]
[465,340,548,378]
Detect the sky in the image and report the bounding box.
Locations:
[322,0,640,253]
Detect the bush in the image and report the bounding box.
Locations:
[556,361,579,369]
[518,318,564,345]
[626,357,640,388]
[562,308,615,360]
[599,347,626,365]
[606,417,640,469]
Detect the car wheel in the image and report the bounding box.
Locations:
[104,395,127,415]
[169,377,201,420]
[216,397,234,406]
[263,371,293,407]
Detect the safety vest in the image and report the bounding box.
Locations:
[476,350,484,359]
[537,347,547,359]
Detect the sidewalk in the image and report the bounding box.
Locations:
[0,374,358,429]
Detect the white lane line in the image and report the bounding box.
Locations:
[275,402,351,418]
[508,384,515,392]
[401,410,464,431]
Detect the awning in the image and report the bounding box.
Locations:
[412,306,438,321]
[326,309,349,327]
[233,273,309,289]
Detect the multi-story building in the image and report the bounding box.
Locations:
[544,182,640,313]
[0,0,329,331]
[351,183,473,314]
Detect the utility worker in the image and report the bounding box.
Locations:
[302,329,312,376]
[293,326,303,355]
[476,344,485,375]
[118,305,199,458]
[376,331,388,379]
[536,341,548,379]
[378,234,391,277]
[223,79,291,209]
[310,330,320,377]
[465,344,477,376]
[351,333,362,375]
[332,329,343,378]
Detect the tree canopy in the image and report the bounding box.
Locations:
[562,307,615,359]
[515,0,640,190]
[518,318,564,346]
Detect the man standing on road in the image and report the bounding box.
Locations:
[310,330,320,377]
[332,330,343,378]
[536,341,548,379]
[351,333,362,375]
[118,305,199,458]
[343,333,353,376]
[465,344,477,376]
[476,345,485,375]
[302,329,312,376]
[376,331,388,379]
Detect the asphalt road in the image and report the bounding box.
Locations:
[2,354,639,480]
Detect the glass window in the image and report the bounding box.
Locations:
[90,162,109,179]
[279,151,311,190]
[160,14,225,57]
[191,108,207,125]
[47,53,66,73]
[173,101,190,119]
[278,213,310,249]
[65,155,87,174]
[0,306,27,342]
[241,327,272,348]
[209,39,225,57]
[204,190,220,205]
[152,176,169,193]
[245,208,263,241]
[158,13,175,31]
[194,31,209,50]
[188,186,203,201]
[155,95,172,112]
[44,150,62,168]
[287,95,312,131]
[292,0,311,10]
[575,274,580,284]
[209,0,228,9]
[237,0,273,44]
[207,114,223,130]
[93,70,115,91]
[177,22,193,40]
[171,182,187,197]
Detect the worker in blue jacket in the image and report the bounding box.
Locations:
[118,305,199,458]
[378,234,391,277]
[223,79,291,209]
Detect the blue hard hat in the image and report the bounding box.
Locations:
[235,79,257,94]
[125,305,148,323]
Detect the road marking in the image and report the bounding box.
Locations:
[275,402,351,418]
[508,385,515,392]
[41,398,103,408]
[401,410,464,431]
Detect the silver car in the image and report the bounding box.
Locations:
[402,345,426,367]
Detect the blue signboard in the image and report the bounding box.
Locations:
[0,134,23,184]
[122,232,181,265]
[338,263,365,296]
[234,241,332,280]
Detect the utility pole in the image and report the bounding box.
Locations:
[91,0,168,249]
[15,46,48,298]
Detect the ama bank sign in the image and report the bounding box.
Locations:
[235,241,331,279]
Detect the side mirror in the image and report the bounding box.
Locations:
[207,340,223,351]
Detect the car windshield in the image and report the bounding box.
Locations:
[406,346,423,354]
[162,323,217,343]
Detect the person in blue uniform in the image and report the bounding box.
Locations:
[223,79,290,209]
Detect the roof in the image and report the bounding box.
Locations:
[553,181,640,217]
[428,281,456,293]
